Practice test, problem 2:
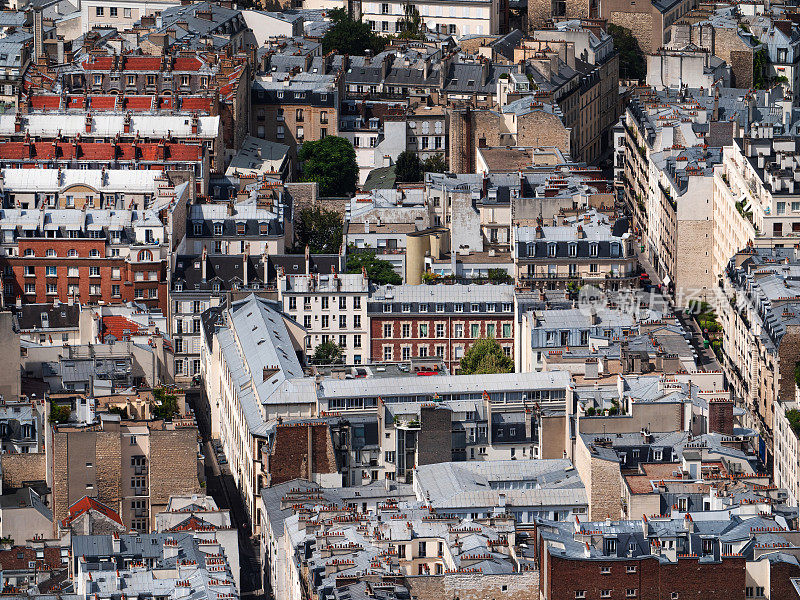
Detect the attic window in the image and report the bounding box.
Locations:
[467,80,475,86]
[237,223,246,235]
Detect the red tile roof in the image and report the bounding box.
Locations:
[0,141,202,162]
[180,97,213,113]
[89,95,117,110]
[124,56,163,71]
[172,57,202,71]
[168,515,219,532]
[124,96,154,111]
[62,496,123,527]
[102,316,144,341]
[0,546,63,572]
[66,96,84,109]
[30,95,61,110]
[82,56,114,71]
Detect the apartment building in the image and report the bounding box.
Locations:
[368,284,515,373]
[251,73,341,162]
[338,100,408,184]
[26,50,251,163]
[51,414,202,532]
[71,532,238,600]
[277,271,370,365]
[80,0,179,33]
[775,391,800,508]
[720,247,800,454]
[200,295,312,524]
[361,0,500,37]
[712,132,800,282]
[535,508,799,600]
[0,111,224,172]
[185,200,288,257]
[0,397,43,454]
[0,177,189,313]
[647,147,718,299]
[513,210,636,292]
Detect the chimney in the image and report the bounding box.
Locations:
[201,246,207,282]
[85,113,92,133]
[191,112,199,135]
[305,245,310,274]
[263,249,269,285]
[590,308,599,325]
[242,244,249,287]
[33,8,44,64]
[123,112,131,134]
[14,113,21,133]
[227,199,235,216]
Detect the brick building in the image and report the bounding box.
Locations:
[368,284,515,373]
[51,415,202,533]
[535,510,800,600]
[0,175,190,313]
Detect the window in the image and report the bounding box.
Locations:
[590,243,598,257]
[296,108,304,122]
[383,346,393,361]
[354,335,361,348]
[322,297,329,310]
[354,297,361,309]
[487,323,496,338]
[402,323,411,338]
[601,592,611,599]
[383,323,393,338]
[454,323,463,338]
[289,297,297,310]
[470,324,480,338]
[354,315,361,328]
[436,323,445,338]
[277,125,284,139]
[419,323,428,337]
[383,304,392,313]
[454,303,463,312]
[95,6,104,15]
[68,267,79,277]
[321,315,329,329]
[296,126,304,140]
[110,6,117,16]
[304,315,311,329]
[47,283,57,295]
[90,249,100,257]
[112,285,120,297]
[600,566,611,574]
[24,249,34,257]
[24,283,35,294]
[24,265,35,276]
[339,296,347,310]
[124,7,131,17]
[671,594,679,600]
[626,565,637,573]
[575,593,586,600]
[626,590,637,598]
[90,266,100,277]
[46,266,57,277]
[436,303,444,312]
[502,323,511,338]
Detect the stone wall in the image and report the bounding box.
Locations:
[406,571,540,600]
[574,433,622,521]
[607,10,657,55]
[149,427,202,509]
[95,429,122,510]
[418,406,453,466]
[0,453,45,489]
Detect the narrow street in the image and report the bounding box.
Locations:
[634,244,721,372]
[187,389,265,600]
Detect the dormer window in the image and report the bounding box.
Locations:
[214,223,223,236]
[46,249,56,257]
[548,243,556,257]
[213,282,221,292]
[569,243,577,257]
[194,223,203,236]
[236,223,246,235]
[175,282,183,292]
[259,223,269,235]
[589,243,598,257]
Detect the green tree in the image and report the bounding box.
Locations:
[347,248,402,284]
[753,48,768,89]
[394,150,423,182]
[422,153,447,174]
[460,338,514,375]
[397,1,425,39]
[299,135,358,197]
[152,388,179,421]
[49,403,71,424]
[487,268,511,283]
[322,8,387,56]
[608,24,646,81]
[293,207,343,254]
[313,340,343,364]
